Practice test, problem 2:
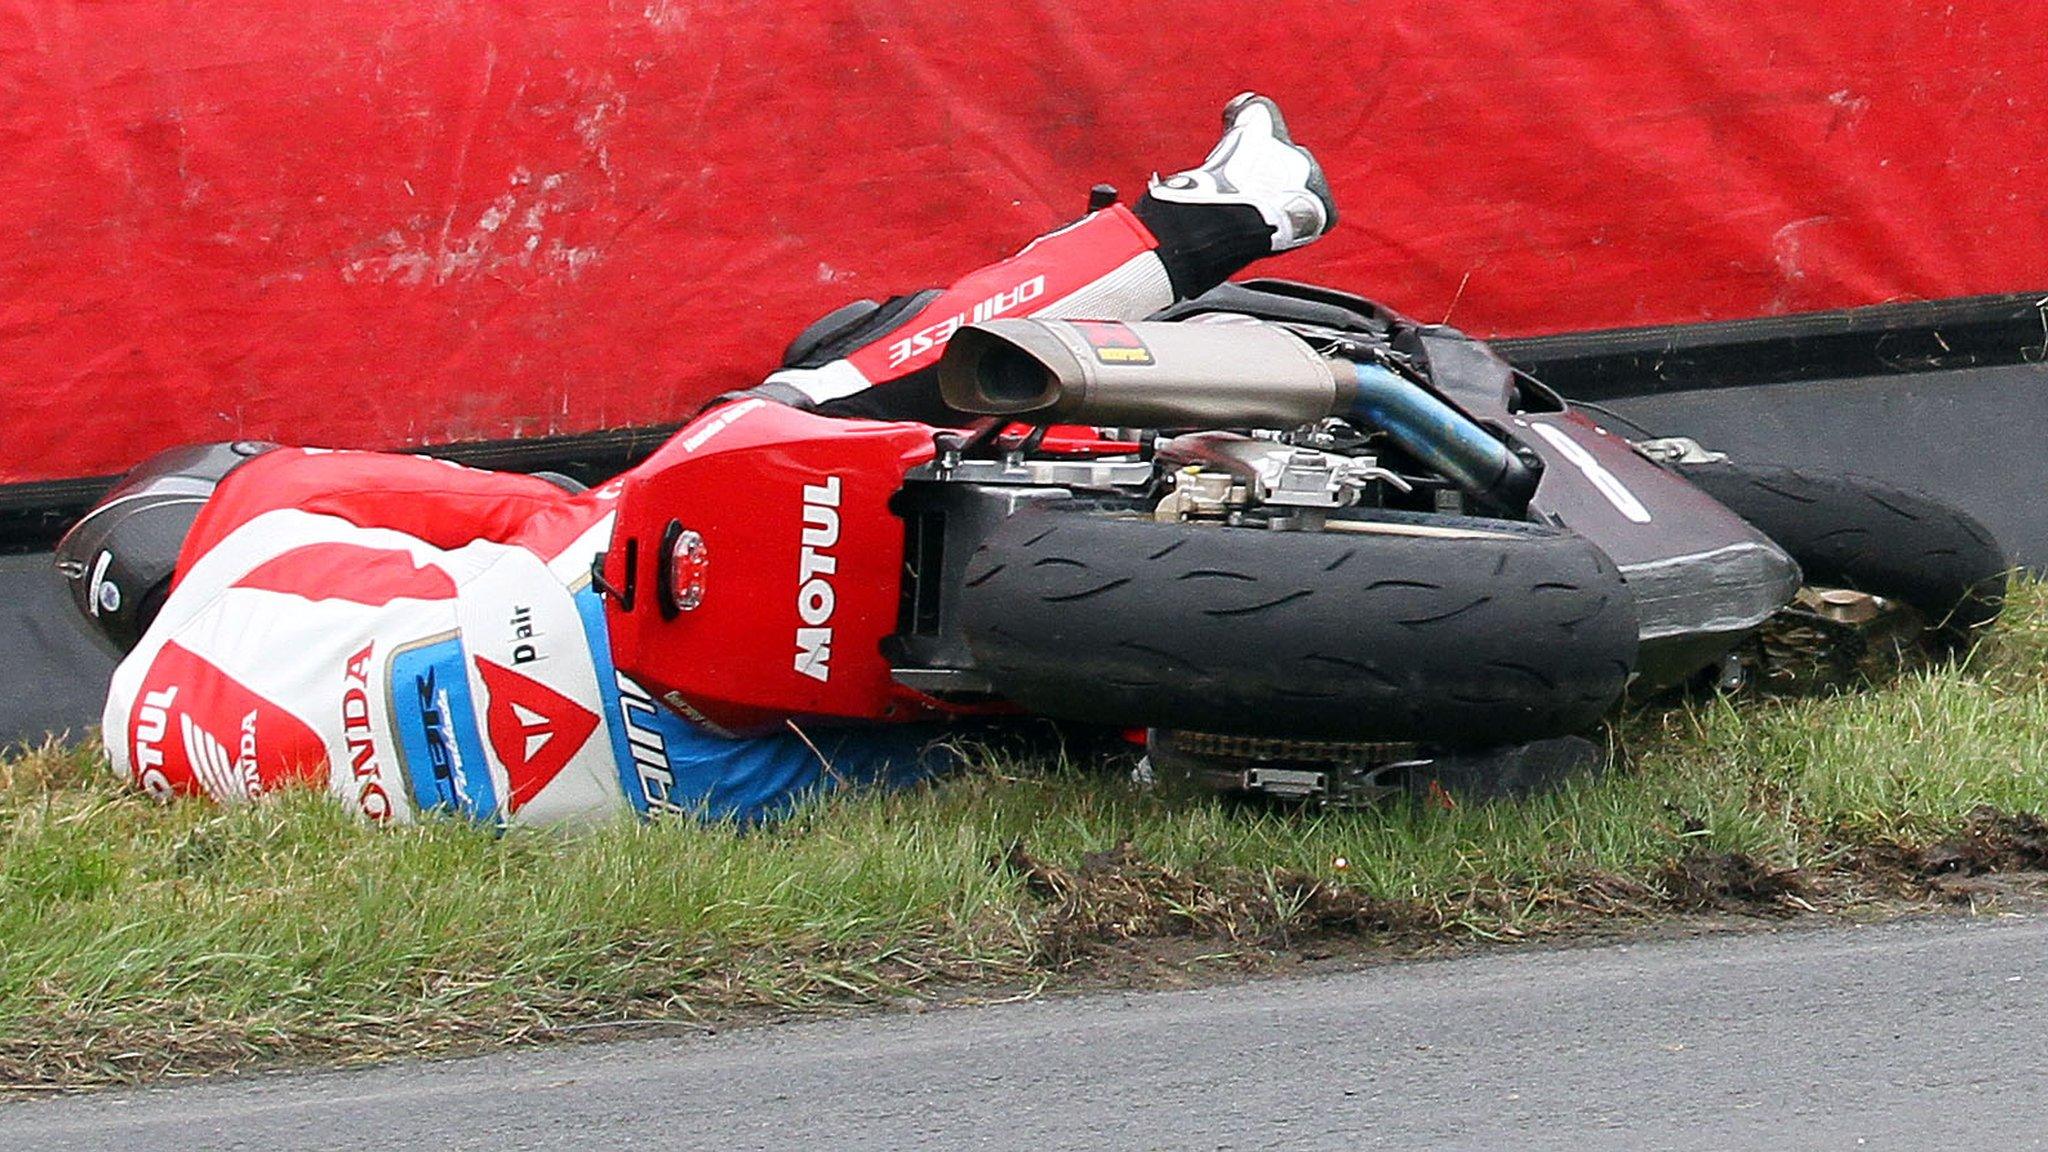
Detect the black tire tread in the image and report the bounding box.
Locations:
[1674,461,2009,648]
[959,509,1639,745]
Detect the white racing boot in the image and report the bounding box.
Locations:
[1146,93,1337,252]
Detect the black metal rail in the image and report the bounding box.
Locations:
[1493,291,2048,399]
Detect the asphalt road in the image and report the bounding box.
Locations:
[9,914,2048,1151]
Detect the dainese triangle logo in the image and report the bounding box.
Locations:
[476,659,599,813]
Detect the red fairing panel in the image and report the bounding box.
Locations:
[8,2,2048,482]
[602,400,938,734]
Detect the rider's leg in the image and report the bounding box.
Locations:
[764,203,1172,417]
[764,93,1337,424]
[1135,92,1336,297]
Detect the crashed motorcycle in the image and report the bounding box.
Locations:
[597,279,2009,806]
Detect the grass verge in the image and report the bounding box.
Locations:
[6,583,2048,1092]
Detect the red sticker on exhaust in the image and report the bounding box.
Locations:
[1068,320,1154,366]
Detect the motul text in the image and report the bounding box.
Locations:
[133,684,178,797]
[794,476,841,682]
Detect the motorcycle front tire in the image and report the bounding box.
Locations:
[1672,461,2009,652]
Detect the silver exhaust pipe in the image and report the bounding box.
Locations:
[937,318,1537,509]
[938,318,1346,429]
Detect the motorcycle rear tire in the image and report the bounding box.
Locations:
[957,507,1638,745]
[1672,462,2009,651]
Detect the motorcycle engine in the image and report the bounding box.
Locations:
[1150,425,1423,530]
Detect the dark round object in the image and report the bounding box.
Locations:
[1673,461,2009,651]
[54,441,278,655]
[958,507,1639,745]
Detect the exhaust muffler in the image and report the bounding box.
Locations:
[939,318,1345,429]
[937,318,1539,509]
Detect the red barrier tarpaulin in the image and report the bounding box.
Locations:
[4,1,2045,483]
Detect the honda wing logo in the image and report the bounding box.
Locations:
[180,708,264,802]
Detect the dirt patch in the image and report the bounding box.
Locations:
[1655,850,1810,913]
[1913,807,2048,875]
[1833,807,2048,908]
[986,819,2048,988]
[993,838,1833,977]
[995,839,1430,971]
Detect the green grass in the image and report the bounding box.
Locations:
[6,583,2048,1090]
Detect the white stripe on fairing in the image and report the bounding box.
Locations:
[1618,541,1785,576]
[1528,422,1652,524]
[1320,519,1521,540]
[1031,251,1175,323]
[761,358,874,404]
